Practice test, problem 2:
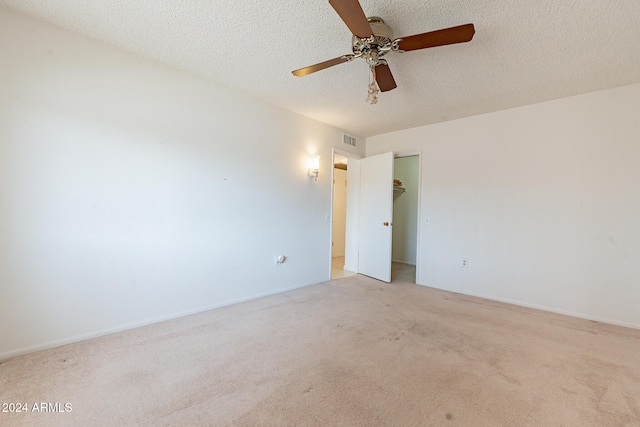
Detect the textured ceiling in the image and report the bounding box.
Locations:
[1,0,639,137]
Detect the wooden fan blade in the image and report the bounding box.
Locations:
[328,0,373,38]
[292,55,353,77]
[398,23,475,52]
[375,63,397,92]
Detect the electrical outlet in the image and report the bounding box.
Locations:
[461,258,469,268]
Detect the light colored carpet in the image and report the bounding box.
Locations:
[1,266,640,426]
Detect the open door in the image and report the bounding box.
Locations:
[358,152,394,282]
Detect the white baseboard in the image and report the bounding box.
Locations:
[416,282,640,330]
[0,280,323,361]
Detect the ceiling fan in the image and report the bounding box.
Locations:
[292,0,475,104]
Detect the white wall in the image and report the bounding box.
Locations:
[0,7,363,359]
[368,83,640,328]
[332,168,347,257]
[392,156,419,265]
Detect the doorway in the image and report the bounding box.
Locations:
[331,152,357,280]
[391,155,419,283]
[329,150,420,284]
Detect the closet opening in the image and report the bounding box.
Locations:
[391,155,419,283]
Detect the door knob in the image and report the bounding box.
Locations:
[383,222,389,226]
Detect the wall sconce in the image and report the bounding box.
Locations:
[308,155,320,181]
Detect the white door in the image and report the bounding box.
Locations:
[358,151,394,282]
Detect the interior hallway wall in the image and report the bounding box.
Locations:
[367,83,640,328]
[0,7,363,359]
[332,168,347,258]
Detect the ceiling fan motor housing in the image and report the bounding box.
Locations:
[352,17,394,59]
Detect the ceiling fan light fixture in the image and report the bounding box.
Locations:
[291,0,476,104]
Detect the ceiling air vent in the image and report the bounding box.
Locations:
[343,134,357,147]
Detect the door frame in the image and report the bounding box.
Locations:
[328,148,422,285]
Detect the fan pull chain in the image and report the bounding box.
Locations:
[366,66,379,105]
